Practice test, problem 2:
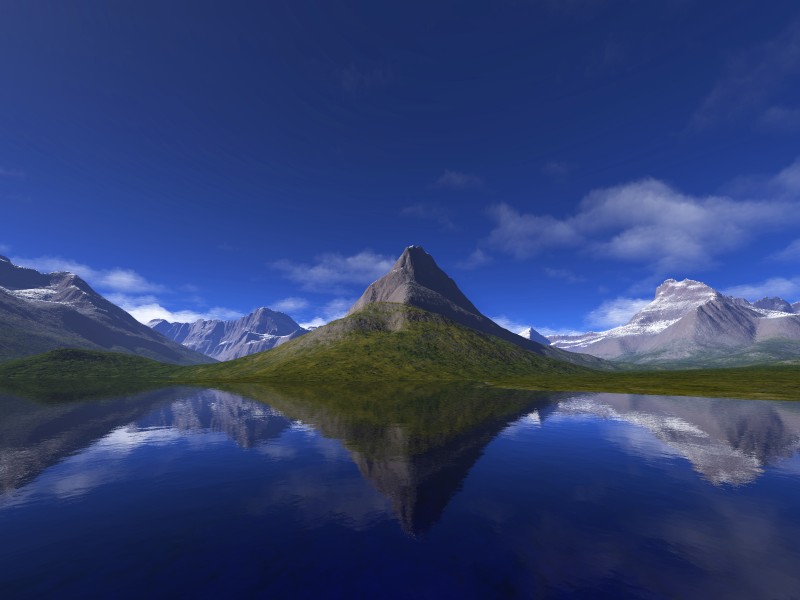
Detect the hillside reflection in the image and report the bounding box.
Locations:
[2,383,800,535]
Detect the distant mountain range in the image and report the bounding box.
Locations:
[149,308,308,361]
[549,279,800,367]
[4,246,800,373]
[0,256,212,365]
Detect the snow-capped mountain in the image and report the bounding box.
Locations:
[149,307,308,361]
[549,279,800,366]
[517,327,551,346]
[0,256,213,364]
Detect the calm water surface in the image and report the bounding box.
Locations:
[1,383,800,599]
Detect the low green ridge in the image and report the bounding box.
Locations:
[181,303,586,382]
[1,304,798,401]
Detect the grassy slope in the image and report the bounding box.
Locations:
[181,303,586,382]
[0,304,798,401]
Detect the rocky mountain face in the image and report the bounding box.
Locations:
[0,256,213,365]
[349,246,606,368]
[754,297,796,313]
[549,278,800,366]
[149,307,307,361]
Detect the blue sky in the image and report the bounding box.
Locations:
[3,0,800,333]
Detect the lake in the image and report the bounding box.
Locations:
[1,383,800,599]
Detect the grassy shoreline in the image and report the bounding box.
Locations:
[0,348,798,402]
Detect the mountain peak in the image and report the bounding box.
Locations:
[655,278,718,300]
[626,278,721,328]
[350,246,480,316]
[753,297,794,313]
[0,255,10,263]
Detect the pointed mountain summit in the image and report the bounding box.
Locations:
[176,246,608,379]
[350,246,481,317]
[349,246,581,361]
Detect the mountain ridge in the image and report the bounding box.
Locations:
[149,307,308,361]
[549,278,800,366]
[0,257,213,365]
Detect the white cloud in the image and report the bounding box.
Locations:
[106,293,243,324]
[484,174,799,273]
[487,203,580,259]
[298,298,352,329]
[10,255,166,293]
[492,315,584,338]
[586,297,650,329]
[491,315,530,335]
[434,170,483,190]
[756,106,800,133]
[722,278,800,302]
[772,239,800,261]
[272,250,395,293]
[271,297,309,313]
[9,254,242,325]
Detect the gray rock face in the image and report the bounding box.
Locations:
[150,307,307,361]
[550,278,800,366]
[754,297,795,313]
[348,246,607,368]
[0,258,213,365]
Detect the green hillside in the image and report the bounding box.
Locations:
[1,303,798,401]
[182,302,587,382]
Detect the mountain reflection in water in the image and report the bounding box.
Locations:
[1,384,800,598]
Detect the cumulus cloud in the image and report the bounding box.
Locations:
[722,278,800,302]
[298,298,353,329]
[586,297,650,329]
[271,297,310,313]
[433,170,483,190]
[491,315,530,335]
[486,203,581,259]
[483,174,799,273]
[272,250,395,293]
[692,21,800,129]
[10,255,167,293]
[9,254,242,325]
[105,294,243,324]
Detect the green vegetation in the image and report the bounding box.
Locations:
[181,303,586,382]
[1,304,798,401]
[0,349,176,401]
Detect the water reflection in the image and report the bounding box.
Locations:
[557,393,800,485]
[2,384,800,598]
